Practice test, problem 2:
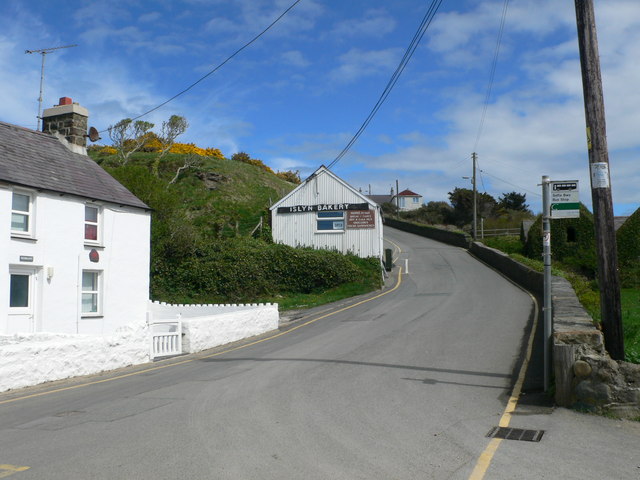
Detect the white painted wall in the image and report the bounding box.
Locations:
[396,195,423,211]
[0,303,280,393]
[1,186,150,335]
[0,324,150,392]
[149,301,279,353]
[271,168,384,259]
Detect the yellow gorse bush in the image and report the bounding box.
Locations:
[169,142,225,159]
[99,146,118,155]
[100,140,224,159]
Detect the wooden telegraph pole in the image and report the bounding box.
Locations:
[574,0,624,359]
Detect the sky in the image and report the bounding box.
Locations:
[1,0,639,216]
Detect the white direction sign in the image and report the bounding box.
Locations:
[550,180,580,219]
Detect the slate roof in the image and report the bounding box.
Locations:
[366,194,393,206]
[614,216,629,231]
[0,122,148,210]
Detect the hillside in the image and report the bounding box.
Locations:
[90,150,297,237]
[88,149,382,306]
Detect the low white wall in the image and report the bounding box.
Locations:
[149,301,279,353]
[0,302,280,393]
[183,305,279,353]
[0,323,149,392]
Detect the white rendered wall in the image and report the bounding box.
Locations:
[149,301,279,353]
[0,324,150,392]
[1,187,150,335]
[0,303,280,392]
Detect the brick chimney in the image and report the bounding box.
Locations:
[42,97,89,148]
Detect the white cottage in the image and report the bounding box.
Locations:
[395,189,423,211]
[1,98,151,335]
[270,166,383,260]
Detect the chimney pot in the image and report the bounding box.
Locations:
[58,97,73,106]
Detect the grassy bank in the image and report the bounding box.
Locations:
[482,236,639,363]
[622,289,640,363]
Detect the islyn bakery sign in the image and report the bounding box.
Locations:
[277,202,369,214]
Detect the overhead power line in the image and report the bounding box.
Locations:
[480,169,541,197]
[327,0,444,170]
[100,0,303,132]
[473,0,510,152]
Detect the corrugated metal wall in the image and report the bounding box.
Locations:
[271,169,383,259]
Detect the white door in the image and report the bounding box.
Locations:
[8,266,37,333]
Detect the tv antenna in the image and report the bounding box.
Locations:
[25,44,78,130]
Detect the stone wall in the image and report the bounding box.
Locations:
[385,218,470,248]
[467,241,640,418]
[552,276,640,417]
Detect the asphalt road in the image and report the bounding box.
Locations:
[1,227,638,479]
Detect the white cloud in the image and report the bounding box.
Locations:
[281,50,310,68]
[329,9,396,39]
[328,47,403,84]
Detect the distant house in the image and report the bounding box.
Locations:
[1,97,151,335]
[367,188,423,212]
[395,189,423,211]
[270,166,383,260]
[367,194,394,207]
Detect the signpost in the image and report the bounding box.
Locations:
[541,177,580,391]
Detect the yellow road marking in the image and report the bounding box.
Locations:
[467,290,540,480]
[0,269,403,406]
[384,238,403,262]
[0,465,30,478]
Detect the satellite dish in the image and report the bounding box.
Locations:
[87,126,101,142]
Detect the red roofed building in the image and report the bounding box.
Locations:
[394,189,423,211]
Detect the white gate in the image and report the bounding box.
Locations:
[149,314,182,360]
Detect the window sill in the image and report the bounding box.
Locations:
[315,230,345,234]
[11,234,37,242]
[84,243,105,249]
[81,314,104,319]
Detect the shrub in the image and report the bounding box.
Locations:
[151,238,376,304]
[524,204,597,277]
[617,207,640,287]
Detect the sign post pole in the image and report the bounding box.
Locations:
[542,175,552,392]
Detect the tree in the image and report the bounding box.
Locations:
[108,118,154,164]
[448,187,497,226]
[424,201,454,225]
[152,115,189,177]
[168,153,203,185]
[276,170,302,184]
[231,152,251,163]
[498,191,530,213]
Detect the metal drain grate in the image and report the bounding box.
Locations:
[486,426,544,442]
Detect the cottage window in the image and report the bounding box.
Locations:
[84,205,100,243]
[412,197,419,204]
[11,192,33,236]
[316,211,344,232]
[81,270,102,315]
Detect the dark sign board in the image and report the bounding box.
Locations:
[346,210,375,229]
[277,202,369,214]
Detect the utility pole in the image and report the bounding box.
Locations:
[396,179,400,219]
[574,0,624,359]
[472,152,478,240]
[25,44,78,130]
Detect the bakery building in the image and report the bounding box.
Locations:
[270,166,383,260]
